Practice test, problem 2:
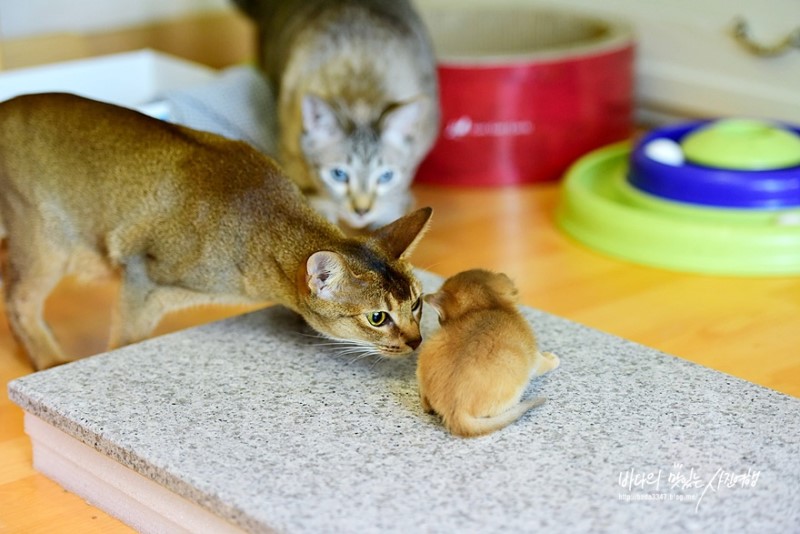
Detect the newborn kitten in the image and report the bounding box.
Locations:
[234,0,440,230]
[417,269,560,438]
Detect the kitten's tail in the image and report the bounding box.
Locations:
[446,396,546,438]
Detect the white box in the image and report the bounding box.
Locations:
[0,49,218,119]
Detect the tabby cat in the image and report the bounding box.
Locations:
[0,93,431,370]
[234,0,441,229]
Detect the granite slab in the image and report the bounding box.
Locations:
[8,271,800,533]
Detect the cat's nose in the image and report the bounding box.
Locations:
[406,337,422,351]
[354,207,370,216]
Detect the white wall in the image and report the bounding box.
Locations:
[417,0,800,123]
[0,0,229,39]
[1,0,798,122]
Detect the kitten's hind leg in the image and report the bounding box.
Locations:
[2,239,71,370]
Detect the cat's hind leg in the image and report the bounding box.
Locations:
[109,255,168,349]
[110,254,239,350]
[1,229,71,370]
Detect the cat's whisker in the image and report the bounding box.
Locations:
[325,338,384,364]
[336,346,362,355]
[292,330,359,350]
[369,354,389,369]
[329,339,369,350]
[343,350,372,363]
[314,341,359,348]
[283,292,422,365]
[348,352,375,365]
[291,329,345,343]
[292,330,326,340]
[290,329,373,358]
[416,259,446,273]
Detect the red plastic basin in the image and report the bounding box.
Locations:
[416,8,635,186]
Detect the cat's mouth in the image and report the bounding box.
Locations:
[378,344,417,359]
[339,209,375,230]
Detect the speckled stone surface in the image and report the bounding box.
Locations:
[9,271,800,533]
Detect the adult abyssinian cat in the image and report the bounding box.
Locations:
[0,93,431,371]
[234,0,440,230]
[417,270,559,438]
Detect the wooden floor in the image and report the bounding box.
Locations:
[1,182,798,532]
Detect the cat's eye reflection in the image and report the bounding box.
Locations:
[367,311,388,326]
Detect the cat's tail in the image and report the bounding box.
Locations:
[446,396,546,438]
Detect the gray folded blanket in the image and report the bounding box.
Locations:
[161,65,278,157]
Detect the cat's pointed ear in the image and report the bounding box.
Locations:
[494,272,520,304]
[302,95,344,147]
[307,251,349,301]
[424,292,446,321]
[372,207,432,260]
[380,98,427,148]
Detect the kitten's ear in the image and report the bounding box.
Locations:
[302,95,344,147]
[424,293,446,321]
[307,251,349,301]
[380,99,426,148]
[371,207,432,260]
[492,272,520,304]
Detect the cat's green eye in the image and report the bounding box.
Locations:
[367,311,388,327]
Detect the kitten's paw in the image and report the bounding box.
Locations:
[542,351,560,371]
[420,394,435,414]
[531,351,560,376]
